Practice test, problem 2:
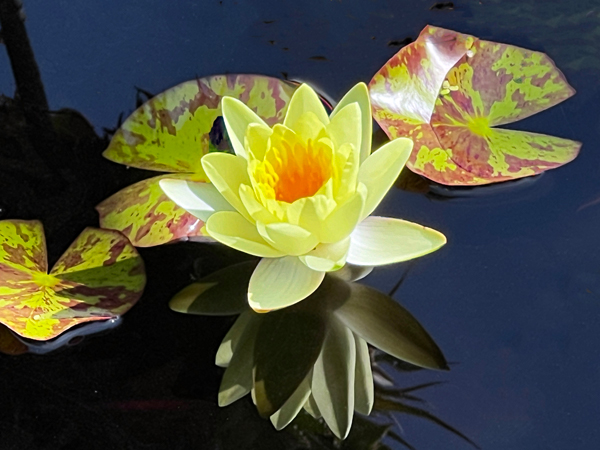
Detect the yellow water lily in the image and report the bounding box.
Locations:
[160,83,446,312]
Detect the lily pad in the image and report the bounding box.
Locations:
[0,220,145,340]
[97,173,210,248]
[98,74,297,246]
[369,25,580,186]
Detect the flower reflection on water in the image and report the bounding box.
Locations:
[170,261,450,441]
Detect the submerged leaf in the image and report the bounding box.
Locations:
[333,283,447,370]
[169,261,257,315]
[99,74,298,246]
[0,220,145,341]
[369,25,580,185]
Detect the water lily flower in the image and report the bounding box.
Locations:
[161,83,446,312]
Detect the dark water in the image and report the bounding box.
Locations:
[1,0,600,449]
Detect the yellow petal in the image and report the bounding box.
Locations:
[331,83,372,163]
[299,237,350,272]
[256,221,319,256]
[263,198,287,222]
[269,123,298,151]
[159,178,236,221]
[358,137,412,220]
[290,111,327,143]
[327,102,361,154]
[286,193,336,225]
[320,184,366,244]
[248,256,325,312]
[347,216,446,266]
[284,84,329,130]
[239,184,278,224]
[222,96,269,160]
[333,143,359,202]
[245,123,273,161]
[202,153,254,223]
[206,211,285,257]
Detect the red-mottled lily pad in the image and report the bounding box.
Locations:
[97,173,210,247]
[99,74,297,246]
[0,220,145,341]
[369,25,581,186]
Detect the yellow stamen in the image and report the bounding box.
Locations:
[253,136,333,204]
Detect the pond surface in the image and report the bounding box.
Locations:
[1,0,599,449]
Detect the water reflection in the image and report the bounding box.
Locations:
[0,318,121,355]
[171,260,476,447]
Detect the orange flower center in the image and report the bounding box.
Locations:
[255,138,333,204]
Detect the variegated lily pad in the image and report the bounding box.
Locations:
[98,74,298,246]
[0,220,145,340]
[369,25,581,186]
[97,173,210,248]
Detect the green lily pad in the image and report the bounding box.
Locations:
[0,220,145,341]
